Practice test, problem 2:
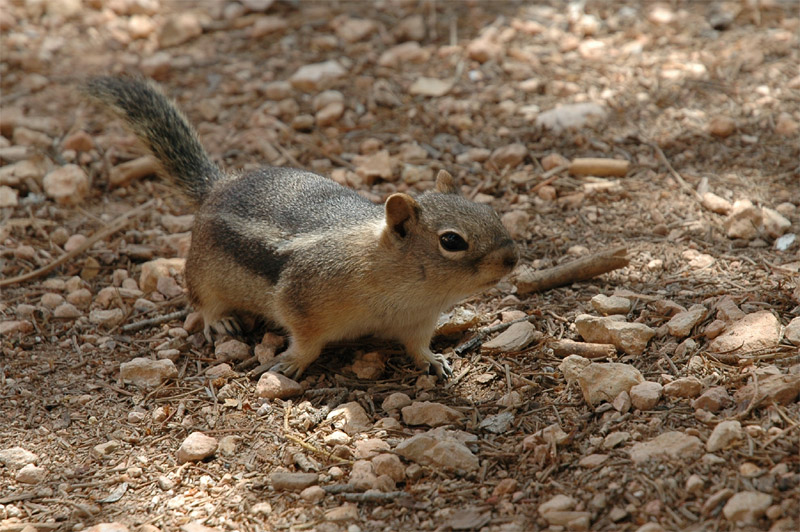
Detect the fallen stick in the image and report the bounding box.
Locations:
[120,309,190,333]
[569,157,630,177]
[0,200,154,288]
[549,339,616,359]
[515,246,629,295]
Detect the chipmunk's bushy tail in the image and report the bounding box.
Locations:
[84,76,222,203]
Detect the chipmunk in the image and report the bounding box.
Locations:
[85,76,519,379]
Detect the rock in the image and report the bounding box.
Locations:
[159,13,202,48]
[466,29,503,63]
[409,77,453,97]
[395,14,425,41]
[156,275,183,299]
[333,17,375,43]
[66,288,91,308]
[603,431,630,449]
[372,453,405,483]
[139,257,186,292]
[378,42,430,68]
[706,420,743,452]
[290,60,347,92]
[93,440,121,457]
[500,210,530,240]
[635,524,665,532]
[120,358,178,387]
[723,199,761,240]
[84,524,130,532]
[215,339,249,361]
[395,429,479,475]
[300,485,325,503]
[735,373,800,406]
[382,392,412,412]
[574,361,644,406]
[256,372,303,399]
[722,491,772,525]
[666,305,708,337]
[590,294,631,316]
[704,319,726,339]
[62,130,94,152]
[354,149,393,184]
[775,112,799,136]
[535,102,608,132]
[325,504,359,521]
[692,386,732,413]
[0,185,18,207]
[354,438,390,460]
[327,402,372,434]
[89,308,124,328]
[401,401,463,427]
[249,16,287,38]
[478,411,514,434]
[559,354,593,382]
[0,447,38,469]
[786,317,800,346]
[574,314,655,356]
[541,510,592,528]
[40,292,65,309]
[715,296,745,322]
[269,471,318,491]
[482,321,540,352]
[161,213,194,233]
[708,311,781,354]
[0,320,34,335]
[315,102,344,127]
[629,431,703,464]
[613,390,631,412]
[490,143,528,169]
[761,207,791,239]
[709,116,736,137]
[700,192,733,214]
[177,432,218,464]
[630,381,663,410]
[43,164,89,205]
[702,488,734,516]
[579,453,608,468]
[664,376,703,399]
[349,460,380,491]
[539,494,576,515]
[436,307,479,336]
[16,463,46,484]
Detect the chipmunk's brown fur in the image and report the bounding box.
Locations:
[85,76,519,379]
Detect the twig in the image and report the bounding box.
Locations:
[284,433,350,464]
[341,491,412,502]
[0,199,154,288]
[549,339,616,359]
[120,309,190,332]
[454,315,537,355]
[515,246,629,295]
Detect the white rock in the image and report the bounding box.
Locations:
[372,453,405,483]
[0,446,38,469]
[158,13,202,48]
[354,149,393,184]
[256,372,302,399]
[326,402,372,434]
[535,103,608,132]
[83,523,131,532]
[378,42,430,67]
[761,207,791,239]
[177,432,218,464]
[436,307,479,336]
[708,311,781,354]
[409,77,452,97]
[574,314,655,356]
[663,376,703,398]
[395,430,479,475]
[43,164,89,205]
[120,358,178,387]
[334,17,376,43]
[16,463,46,483]
[590,294,631,315]
[215,339,250,361]
[576,362,644,405]
[482,321,540,351]
[707,420,743,452]
[290,60,347,92]
[666,305,708,337]
[538,494,577,515]
[722,491,772,525]
[93,440,121,457]
[785,317,800,346]
[700,192,732,214]
[382,392,412,412]
[300,485,325,502]
[270,471,318,491]
[490,143,528,169]
[723,199,761,240]
[0,185,18,207]
[401,401,463,427]
[500,210,530,240]
[89,308,124,328]
[629,431,703,464]
[629,381,663,410]
[139,257,185,292]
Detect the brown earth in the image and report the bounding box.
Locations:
[1,1,799,531]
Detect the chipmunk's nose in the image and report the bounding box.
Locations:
[501,241,520,271]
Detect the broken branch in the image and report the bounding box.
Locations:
[515,246,629,295]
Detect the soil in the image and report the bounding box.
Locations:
[1,1,799,531]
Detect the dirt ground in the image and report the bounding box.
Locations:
[1,1,799,531]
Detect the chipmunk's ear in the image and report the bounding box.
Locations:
[434,170,458,194]
[385,193,419,238]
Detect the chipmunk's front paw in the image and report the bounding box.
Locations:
[268,353,309,381]
[428,353,453,379]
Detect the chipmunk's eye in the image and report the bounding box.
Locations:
[439,231,468,252]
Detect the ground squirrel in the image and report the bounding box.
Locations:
[85,76,519,379]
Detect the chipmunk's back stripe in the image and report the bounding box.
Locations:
[209,217,289,284]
